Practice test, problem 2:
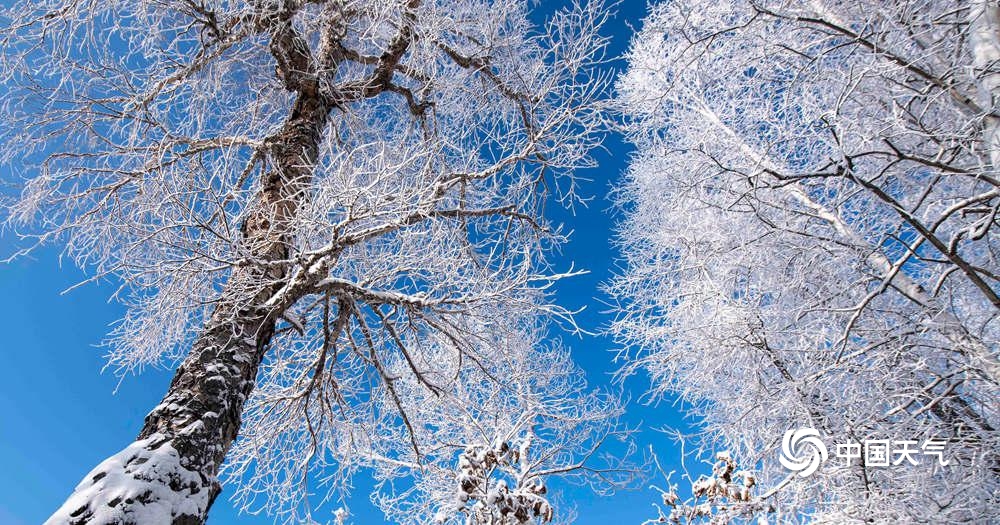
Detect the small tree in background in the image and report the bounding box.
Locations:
[364,333,631,525]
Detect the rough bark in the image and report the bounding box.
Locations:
[46,11,333,525]
[44,0,431,517]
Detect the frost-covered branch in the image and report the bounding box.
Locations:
[612,1,1000,522]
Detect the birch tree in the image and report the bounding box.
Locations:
[0,0,614,523]
[613,1,1000,522]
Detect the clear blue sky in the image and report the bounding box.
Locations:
[0,2,693,523]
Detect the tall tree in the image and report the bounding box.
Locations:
[612,0,999,522]
[0,0,612,523]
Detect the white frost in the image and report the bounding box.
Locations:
[46,433,210,525]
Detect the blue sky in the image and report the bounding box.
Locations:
[0,2,695,523]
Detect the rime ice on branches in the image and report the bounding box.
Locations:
[613,1,1000,522]
[0,1,622,523]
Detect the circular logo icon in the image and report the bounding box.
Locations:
[780,427,828,477]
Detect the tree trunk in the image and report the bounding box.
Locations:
[46,308,281,525]
[970,0,1000,171]
[46,18,332,523]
